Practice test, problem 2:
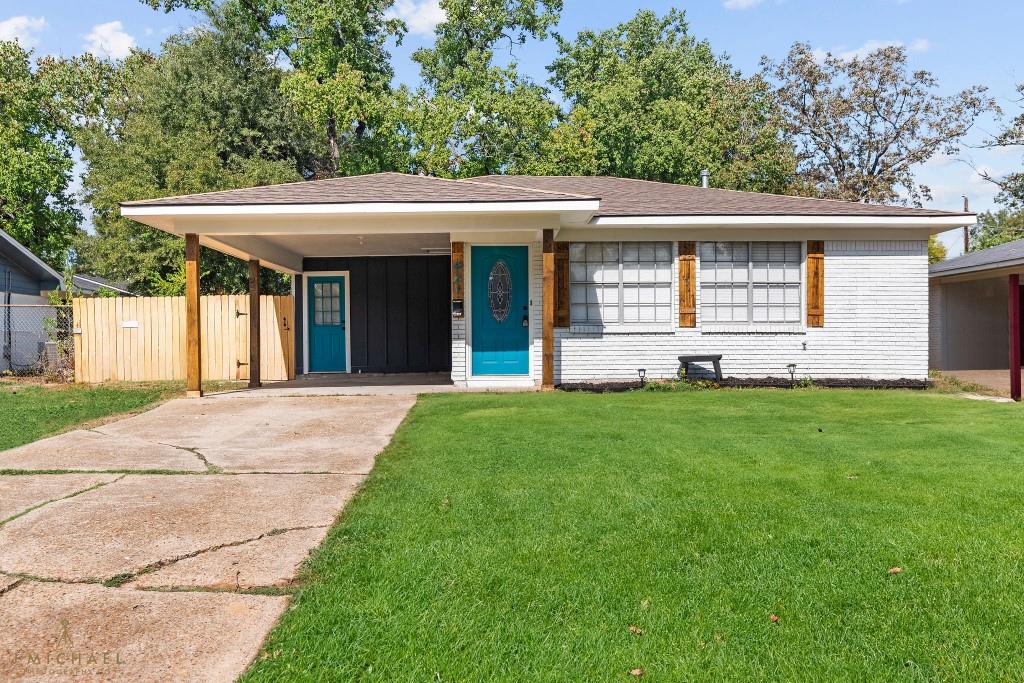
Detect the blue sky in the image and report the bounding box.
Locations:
[2,0,1022,255]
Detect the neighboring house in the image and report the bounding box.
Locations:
[120,173,972,393]
[71,273,136,297]
[0,228,65,373]
[0,228,62,305]
[929,239,1024,398]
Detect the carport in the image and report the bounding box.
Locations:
[930,238,1024,400]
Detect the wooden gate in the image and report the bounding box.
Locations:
[73,295,294,383]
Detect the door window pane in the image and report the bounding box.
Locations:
[313,281,342,326]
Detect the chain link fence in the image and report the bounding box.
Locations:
[0,305,74,381]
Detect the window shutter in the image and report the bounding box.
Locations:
[806,240,824,327]
[450,242,465,301]
[554,241,570,327]
[678,241,696,327]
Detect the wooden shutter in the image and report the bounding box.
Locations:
[678,241,696,328]
[806,240,824,327]
[554,242,570,327]
[450,242,464,301]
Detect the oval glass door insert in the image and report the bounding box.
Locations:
[487,259,512,323]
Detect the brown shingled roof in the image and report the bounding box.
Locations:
[121,171,971,218]
[121,172,596,207]
[470,175,971,218]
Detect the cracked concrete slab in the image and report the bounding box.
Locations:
[131,526,330,590]
[0,474,120,522]
[0,581,286,683]
[0,575,19,594]
[0,431,204,472]
[98,395,415,473]
[0,474,361,582]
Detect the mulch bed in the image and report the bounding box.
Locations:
[559,377,930,393]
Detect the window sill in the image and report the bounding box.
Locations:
[567,324,676,335]
[700,324,807,335]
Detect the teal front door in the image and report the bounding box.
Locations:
[472,246,529,375]
[307,276,347,372]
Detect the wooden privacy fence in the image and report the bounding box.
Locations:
[73,295,294,383]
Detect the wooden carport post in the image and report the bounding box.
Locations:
[185,233,202,398]
[248,259,261,388]
[542,229,555,390]
[1010,274,1021,402]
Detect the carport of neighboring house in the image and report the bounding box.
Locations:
[929,238,1024,401]
[120,173,598,396]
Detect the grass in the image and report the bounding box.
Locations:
[244,389,1024,682]
[0,380,191,451]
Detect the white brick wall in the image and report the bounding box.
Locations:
[454,239,929,383]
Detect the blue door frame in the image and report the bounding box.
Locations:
[306,275,347,372]
[471,245,530,375]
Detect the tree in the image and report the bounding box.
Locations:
[75,12,321,294]
[547,9,795,191]
[142,0,410,176]
[405,0,563,177]
[763,43,992,205]
[969,209,1024,251]
[0,42,82,268]
[928,235,947,264]
[979,82,1024,211]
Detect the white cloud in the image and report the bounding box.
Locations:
[83,20,135,59]
[814,38,930,62]
[0,15,47,48]
[723,0,765,8]
[387,0,445,36]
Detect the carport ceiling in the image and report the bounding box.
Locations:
[255,233,451,258]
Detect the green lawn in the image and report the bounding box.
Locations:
[246,389,1024,682]
[0,382,177,451]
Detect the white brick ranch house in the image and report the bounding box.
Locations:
[120,173,972,394]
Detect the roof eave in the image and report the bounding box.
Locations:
[588,214,975,229]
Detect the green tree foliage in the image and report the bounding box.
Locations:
[0,42,82,268]
[547,9,795,191]
[145,0,409,176]
[404,0,562,177]
[969,209,1024,252]
[980,82,1024,211]
[928,235,947,264]
[74,12,320,294]
[764,43,992,205]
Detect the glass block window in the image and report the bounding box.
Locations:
[313,282,342,325]
[569,242,672,324]
[699,242,802,324]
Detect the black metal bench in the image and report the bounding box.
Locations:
[678,355,723,381]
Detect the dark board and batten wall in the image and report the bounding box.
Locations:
[295,256,451,374]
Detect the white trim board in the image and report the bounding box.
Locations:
[588,214,974,231]
[301,271,352,375]
[122,200,599,217]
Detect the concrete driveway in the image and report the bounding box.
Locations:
[0,394,414,682]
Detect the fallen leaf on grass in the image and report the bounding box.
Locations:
[888,566,903,575]
[640,597,651,610]
[629,625,644,635]
[769,613,780,623]
[629,667,645,677]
